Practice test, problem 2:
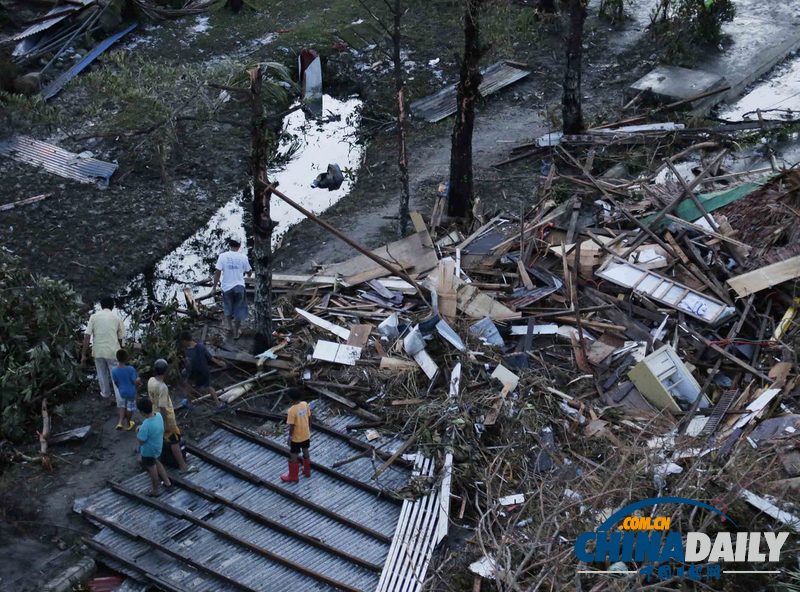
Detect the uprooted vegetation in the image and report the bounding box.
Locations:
[0,251,87,441]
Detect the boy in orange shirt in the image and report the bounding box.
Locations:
[281,388,311,482]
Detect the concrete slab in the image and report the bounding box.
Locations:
[700,0,800,113]
[628,65,727,107]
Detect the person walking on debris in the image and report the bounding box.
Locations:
[81,296,125,406]
[135,397,172,497]
[111,348,139,431]
[181,331,227,411]
[281,388,312,482]
[212,237,252,340]
[148,359,198,474]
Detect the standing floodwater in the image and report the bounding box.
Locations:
[120,95,363,309]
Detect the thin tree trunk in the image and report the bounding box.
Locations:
[248,66,273,354]
[562,0,587,135]
[393,0,411,237]
[448,0,484,218]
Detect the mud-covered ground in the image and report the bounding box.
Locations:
[0,0,690,587]
[0,0,664,303]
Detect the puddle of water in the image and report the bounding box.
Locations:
[719,54,800,121]
[117,94,363,313]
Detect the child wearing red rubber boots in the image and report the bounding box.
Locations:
[281,388,311,482]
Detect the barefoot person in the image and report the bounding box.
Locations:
[136,397,172,497]
[148,359,198,474]
[111,348,139,431]
[81,296,125,405]
[181,331,227,411]
[212,237,251,339]
[281,388,312,482]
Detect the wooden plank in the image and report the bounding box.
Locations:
[392,398,425,406]
[306,385,382,421]
[343,261,413,287]
[663,214,751,250]
[424,271,521,321]
[323,230,438,277]
[517,259,534,290]
[410,210,427,233]
[346,324,372,348]
[380,357,420,371]
[727,255,800,298]
[436,259,458,321]
[296,307,351,340]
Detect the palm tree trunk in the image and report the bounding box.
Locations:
[248,66,273,353]
[448,0,484,218]
[562,0,587,135]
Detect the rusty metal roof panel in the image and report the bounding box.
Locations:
[0,136,117,186]
[410,60,530,123]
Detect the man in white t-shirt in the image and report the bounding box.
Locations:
[213,237,252,339]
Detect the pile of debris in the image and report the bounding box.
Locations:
[3,0,212,99]
[74,99,800,589]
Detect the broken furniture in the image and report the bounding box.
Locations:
[628,345,709,414]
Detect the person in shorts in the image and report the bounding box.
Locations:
[281,388,311,482]
[212,237,252,339]
[181,331,227,411]
[136,397,172,497]
[111,348,139,430]
[148,358,198,474]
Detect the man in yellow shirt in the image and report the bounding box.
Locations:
[148,359,198,474]
[81,297,125,405]
[281,388,311,482]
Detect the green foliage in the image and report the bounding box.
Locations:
[650,0,736,61]
[0,251,87,441]
[0,92,62,136]
[125,305,193,385]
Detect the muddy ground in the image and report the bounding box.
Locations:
[0,0,664,303]
[0,0,715,588]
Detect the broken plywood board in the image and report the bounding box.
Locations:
[380,357,420,371]
[550,237,669,277]
[296,307,351,340]
[312,340,362,365]
[727,255,800,298]
[341,262,414,288]
[436,259,458,321]
[596,258,732,324]
[410,61,530,122]
[347,324,372,348]
[424,272,521,321]
[323,230,438,280]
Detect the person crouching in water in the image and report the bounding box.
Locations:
[281,388,312,482]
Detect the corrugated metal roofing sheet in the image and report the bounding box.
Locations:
[11,0,94,45]
[77,408,414,592]
[0,136,117,186]
[410,61,530,122]
[43,23,137,100]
